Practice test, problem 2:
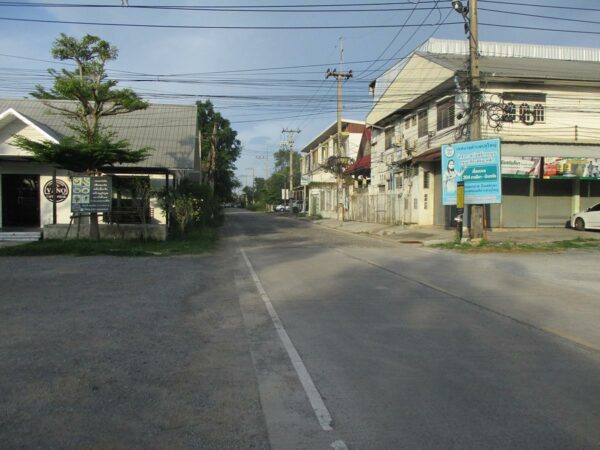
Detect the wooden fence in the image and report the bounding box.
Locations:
[348,193,409,224]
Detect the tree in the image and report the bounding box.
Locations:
[196,100,241,201]
[14,33,150,238]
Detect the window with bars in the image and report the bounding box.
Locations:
[436,98,455,130]
[423,171,431,189]
[385,127,394,149]
[418,110,428,137]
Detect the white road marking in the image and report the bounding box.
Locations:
[240,247,334,431]
[331,439,349,450]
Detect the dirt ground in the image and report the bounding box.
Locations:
[0,253,270,449]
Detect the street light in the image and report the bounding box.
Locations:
[451,0,465,14]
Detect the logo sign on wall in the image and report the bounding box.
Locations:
[43,179,69,203]
[442,138,502,205]
[71,176,112,213]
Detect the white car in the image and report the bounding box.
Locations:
[571,202,600,230]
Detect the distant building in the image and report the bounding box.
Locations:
[300,119,365,218]
[362,39,600,227]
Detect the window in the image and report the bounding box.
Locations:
[385,127,394,149]
[423,171,431,189]
[404,116,413,129]
[436,98,455,130]
[413,198,418,209]
[411,116,417,127]
[321,143,329,161]
[424,193,429,210]
[418,110,428,138]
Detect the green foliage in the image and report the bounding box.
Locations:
[156,179,223,236]
[12,135,150,174]
[432,237,600,253]
[15,33,150,174]
[246,151,302,207]
[0,228,217,257]
[196,100,241,201]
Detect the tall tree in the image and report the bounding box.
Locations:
[14,33,150,238]
[196,100,241,201]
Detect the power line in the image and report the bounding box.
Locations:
[0,15,462,29]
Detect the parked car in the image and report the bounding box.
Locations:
[273,203,286,212]
[571,202,600,230]
[284,200,303,213]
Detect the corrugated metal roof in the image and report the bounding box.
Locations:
[418,53,600,82]
[420,38,600,62]
[0,99,197,169]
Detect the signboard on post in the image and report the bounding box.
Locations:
[71,176,112,213]
[442,138,502,205]
[281,188,290,200]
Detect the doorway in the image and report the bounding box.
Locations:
[1,174,40,228]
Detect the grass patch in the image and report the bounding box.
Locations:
[432,237,600,253]
[0,226,217,257]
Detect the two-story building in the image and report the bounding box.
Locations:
[364,38,600,228]
[300,119,365,218]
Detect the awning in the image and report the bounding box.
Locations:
[344,154,371,174]
[413,148,441,162]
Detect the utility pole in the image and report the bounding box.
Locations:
[469,0,480,141]
[326,36,352,221]
[452,0,482,237]
[282,128,300,213]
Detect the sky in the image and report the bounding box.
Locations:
[0,0,599,188]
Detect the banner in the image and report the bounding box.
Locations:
[543,157,600,179]
[71,176,112,213]
[442,138,502,205]
[501,156,541,178]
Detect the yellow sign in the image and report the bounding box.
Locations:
[457,182,465,209]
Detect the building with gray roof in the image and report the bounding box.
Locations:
[0,98,199,232]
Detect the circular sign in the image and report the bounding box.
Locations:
[43,179,69,203]
[444,145,455,158]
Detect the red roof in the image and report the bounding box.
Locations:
[344,154,371,174]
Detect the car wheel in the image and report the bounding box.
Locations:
[574,217,586,231]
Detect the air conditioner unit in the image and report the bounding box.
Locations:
[392,134,403,148]
[404,139,416,151]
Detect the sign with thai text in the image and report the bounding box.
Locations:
[71,176,112,213]
[501,156,541,178]
[442,138,502,205]
[543,157,600,179]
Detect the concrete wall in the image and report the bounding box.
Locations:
[44,223,167,240]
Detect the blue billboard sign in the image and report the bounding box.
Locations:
[442,138,502,205]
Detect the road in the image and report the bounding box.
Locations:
[1,209,599,449]
[227,210,600,449]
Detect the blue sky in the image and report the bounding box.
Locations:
[0,0,598,186]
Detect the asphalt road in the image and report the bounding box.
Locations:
[2,210,599,449]
[228,210,600,449]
